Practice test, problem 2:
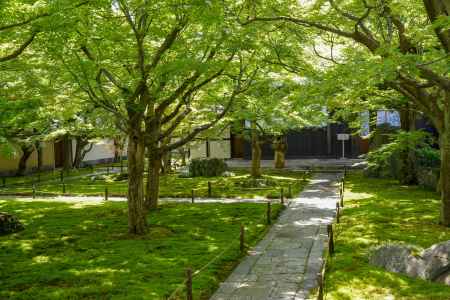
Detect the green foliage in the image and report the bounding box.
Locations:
[0,200,283,299]
[416,147,441,169]
[364,130,435,179]
[189,158,228,177]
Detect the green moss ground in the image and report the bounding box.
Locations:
[0,200,283,299]
[0,169,308,199]
[325,172,450,300]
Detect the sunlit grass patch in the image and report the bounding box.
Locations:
[325,172,450,300]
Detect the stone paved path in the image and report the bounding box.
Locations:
[210,173,340,300]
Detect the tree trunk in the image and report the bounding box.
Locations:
[127,132,148,235]
[399,106,418,184]
[440,108,450,226]
[113,138,123,163]
[62,135,73,171]
[16,145,34,176]
[273,136,287,169]
[145,147,161,210]
[161,151,171,174]
[72,137,91,169]
[251,121,262,177]
[35,141,43,172]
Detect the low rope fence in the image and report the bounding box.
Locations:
[166,200,283,300]
[317,170,346,300]
[0,169,308,203]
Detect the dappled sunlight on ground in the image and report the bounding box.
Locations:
[0,200,283,299]
[325,172,450,300]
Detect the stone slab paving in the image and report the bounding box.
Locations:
[210,173,340,300]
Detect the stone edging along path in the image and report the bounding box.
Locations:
[210,173,341,300]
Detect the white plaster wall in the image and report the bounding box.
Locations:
[189,140,231,159]
[210,140,231,159]
[188,128,231,159]
[78,139,116,162]
[190,143,207,159]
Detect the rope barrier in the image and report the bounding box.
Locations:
[167,202,277,299]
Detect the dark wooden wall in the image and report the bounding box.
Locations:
[234,123,367,159]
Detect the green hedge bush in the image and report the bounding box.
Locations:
[188,158,227,177]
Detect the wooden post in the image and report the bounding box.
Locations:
[186,268,193,300]
[327,224,334,256]
[240,224,245,253]
[280,187,284,205]
[336,202,340,223]
[60,170,64,182]
[62,183,66,194]
[340,191,344,208]
[342,178,345,192]
[37,171,41,183]
[318,270,324,300]
[32,184,36,199]
[2,177,5,187]
[267,201,272,225]
[207,181,212,197]
[191,189,195,204]
[107,166,110,175]
[105,186,109,201]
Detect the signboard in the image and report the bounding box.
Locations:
[337,133,350,141]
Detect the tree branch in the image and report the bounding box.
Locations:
[0,32,37,62]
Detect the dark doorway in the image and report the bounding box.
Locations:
[230,134,245,158]
[54,140,64,168]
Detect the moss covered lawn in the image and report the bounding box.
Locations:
[0,199,283,299]
[325,172,450,300]
[0,168,308,199]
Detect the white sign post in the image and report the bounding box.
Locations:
[337,134,350,159]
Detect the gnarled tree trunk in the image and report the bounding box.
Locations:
[16,144,34,176]
[72,137,92,169]
[127,132,147,235]
[273,136,287,169]
[251,121,262,178]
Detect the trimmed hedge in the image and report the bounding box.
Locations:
[188,158,227,177]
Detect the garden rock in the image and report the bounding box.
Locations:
[370,241,450,285]
[0,212,24,235]
[421,240,450,280]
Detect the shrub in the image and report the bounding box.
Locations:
[416,147,441,168]
[364,130,437,180]
[188,158,227,177]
